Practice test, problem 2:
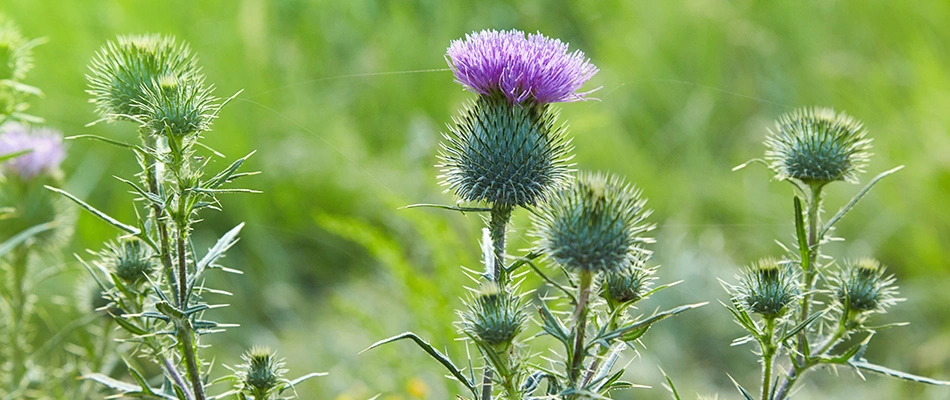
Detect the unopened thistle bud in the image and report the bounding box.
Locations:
[100,238,156,284]
[237,346,287,399]
[736,258,799,319]
[86,34,199,123]
[439,29,598,208]
[531,172,655,274]
[834,258,899,313]
[460,283,527,348]
[602,264,656,307]
[136,74,218,136]
[0,15,37,82]
[764,107,872,186]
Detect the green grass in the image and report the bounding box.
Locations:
[2,1,949,398]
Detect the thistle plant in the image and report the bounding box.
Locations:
[0,14,45,127]
[366,29,702,400]
[45,33,321,399]
[725,107,949,399]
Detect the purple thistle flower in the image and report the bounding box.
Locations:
[0,123,65,180]
[446,29,599,104]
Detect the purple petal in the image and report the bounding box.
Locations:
[0,123,66,180]
[446,29,599,104]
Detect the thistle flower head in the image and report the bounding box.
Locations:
[602,264,656,307]
[439,93,571,207]
[734,258,799,319]
[99,238,156,284]
[460,283,527,348]
[834,258,899,313]
[0,123,65,181]
[531,172,655,274]
[86,34,199,123]
[135,74,218,136]
[237,346,287,399]
[446,29,599,104]
[0,15,37,81]
[764,107,872,186]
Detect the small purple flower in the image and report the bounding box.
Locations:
[0,124,66,180]
[446,29,599,104]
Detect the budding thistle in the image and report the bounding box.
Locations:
[734,258,799,319]
[764,107,872,186]
[834,258,899,314]
[235,346,288,399]
[602,264,656,308]
[98,238,156,285]
[532,172,654,274]
[460,283,527,349]
[86,34,198,123]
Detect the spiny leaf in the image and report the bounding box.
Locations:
[780,310,825,343]
[360,332,477,397]
[821,165,903,237]
[45,186,140,234]
[849,360,950,386]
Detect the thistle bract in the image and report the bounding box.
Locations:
[460,283,527,348]
[735,258,799,319]
[237,346,287,399]
[86,34,198,123]
[602,264,655,307]
[439,93,571,207]
[532,172,654,274]
[446,29,599,104]
[764,107,872,186]
[99,238,156,284]
[0,123,65,180]
[834,258,899,313]
[136,74,218,136]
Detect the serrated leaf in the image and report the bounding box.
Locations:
[191,223,244,296]
[594,303,706,347]
[45,186,140,234]
[780,310,825,343]
[849,360,950,385]
[360,332,477,397]
[821,165,903,237]
[204,151,256,189]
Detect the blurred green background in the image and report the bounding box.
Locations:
[3,0,949,398]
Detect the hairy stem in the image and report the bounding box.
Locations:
[176,231,188,309]
[568,270,594,387]
[177,321,205,400]
[162,355,196,400]
[761,317,776,400]
[489,203,513,285]
[141,132,177,304]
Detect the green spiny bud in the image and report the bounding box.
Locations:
[531,172,655,274]
[0,15,36,81]
[100,238,156,284]
[86,34,199,123]
[135,74,218,136]
[764,107,872,186]
[834,258,899,313]
[238,346,287,399]
[460,283,527,348]
[439,93,572,208]
[736,258,799,319]
[602,264,656,307]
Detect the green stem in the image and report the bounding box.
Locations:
[177,321,205,400]
[141,132,177,305]
[480,369,493,400]
[761,317,776,400]
[796,184,823,364]
[8,245,29,389]
[568,270,594,387]
[489,203,512,285]
[582,308,621,387]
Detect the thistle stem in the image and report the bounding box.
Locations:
[162,355,196,400]
[489,203,512,285]
[568,270,594,387]
[480,369,493,400]
[141,132,177,304]
[761,317,776,400]
[177,322,205,400]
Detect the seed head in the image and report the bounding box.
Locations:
[460,283,527,348]
[100,238,156,284]
[735,258,799,319]
[446,29,599,104]
[439,93,571,207]
[0,123,65,181]
[86,34,199,123]
[834,258,899,313]
[764,107,872,186]
[531,172,655,274]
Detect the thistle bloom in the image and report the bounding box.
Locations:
[446,29,599,104]
[735,258,799,319]
[764,107,872,186]
[532,172,655,274]
[834,258,899,313]
[0,123,65,180]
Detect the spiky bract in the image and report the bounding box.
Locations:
[236,346,288,399]
[735,258,799,319]
[86,34,198,123]
[99,238,156,284]
[439,93,571,207]
[532,172,654,274]
[446,29,599,104]
[764,107,872,186]
[602,264,656,307]
[136,74,218,136]
[0,15,37,82]
[460,283,527,348]
[834,258,899,313]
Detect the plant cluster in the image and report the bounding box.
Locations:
[366,29,704,399]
